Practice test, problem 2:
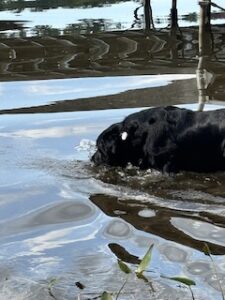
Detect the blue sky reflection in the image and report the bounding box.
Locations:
[0,0,224,33]
[0,74,195,110]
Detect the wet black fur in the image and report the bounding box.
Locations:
[91,106,225,173]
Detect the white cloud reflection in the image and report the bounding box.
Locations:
[171,217,225,247]
[0,74,196,110]
[0,0,224,33]
[25,226,99,254]
[0,125,89,139]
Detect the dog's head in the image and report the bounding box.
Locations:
[91,119,147,167]
[91,106,183,170]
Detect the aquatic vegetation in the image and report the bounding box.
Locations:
[102,244,154,300]
[161,275,196,300]
[72,243,225,299]
[203,243,225,300]
[47,278,58,300]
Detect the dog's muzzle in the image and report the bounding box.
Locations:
[91,150,104,165]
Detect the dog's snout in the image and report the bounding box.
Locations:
[91,150,103,165]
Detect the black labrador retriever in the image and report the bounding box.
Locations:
[91,106,225,173]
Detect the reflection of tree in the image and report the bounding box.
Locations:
[64,19,122,35]
[0,0,133,11]
[144,0,154,31]
[182,12,198,23]
[0,20,24,31]
[131,4,143,29]
[33,25,61,37]
[31,19,122,36]
[0,19,123,37]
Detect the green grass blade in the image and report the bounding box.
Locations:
[101,291,113,300]
[203,243,225,300]
[47,278,58,300]
[136,244,154,275]
[117,259,132,274]
[163,275,196,286]
[136,272,149,282]
[203,243,211,257]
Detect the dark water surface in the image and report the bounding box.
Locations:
[1,1,225,299]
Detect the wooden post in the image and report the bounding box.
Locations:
[144,0,154,31]
[170,0,178,28]
[197,0,212,111]
[198,0,211,56]
[169,0,179,59]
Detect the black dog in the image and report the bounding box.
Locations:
[91,106,225,173]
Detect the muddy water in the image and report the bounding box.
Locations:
[1,1,225,300]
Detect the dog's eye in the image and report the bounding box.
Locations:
[121,131,128,141]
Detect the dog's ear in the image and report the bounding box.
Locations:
[126,120,139,134]
[120,120,139,141]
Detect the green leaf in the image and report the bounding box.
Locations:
[101,291,113,300]
[136,244,154,275]
[136,272,149,282]
[163,276,196,286]
[203,243,211,256]
[48,278,58,289]
[47,278,58,300]
[117,259,132,274]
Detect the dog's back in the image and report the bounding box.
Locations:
[92,106,225,173]
[173,109,225,172]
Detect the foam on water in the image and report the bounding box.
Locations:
[75,139,96,153]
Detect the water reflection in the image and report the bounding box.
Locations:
[0,0,129,11]
[0,74,196,112]
[90,193,225,255]
[0,201,97,238]
[103,219,132,239]
[0,1,140,36]
[0,1,224,104]
[0,29,199,81]
[171,218,225,247]
[0,0,224,35]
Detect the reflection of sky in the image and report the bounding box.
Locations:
[1,103,223,142]
[152,0,225,27]
[0,74,195,110]
[171,217,225,247]
[151,0,225,15]
[0,2,139,31]
[0,0,224,32]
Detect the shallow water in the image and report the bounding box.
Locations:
[1,1,225,300]
[1,102,225,299]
